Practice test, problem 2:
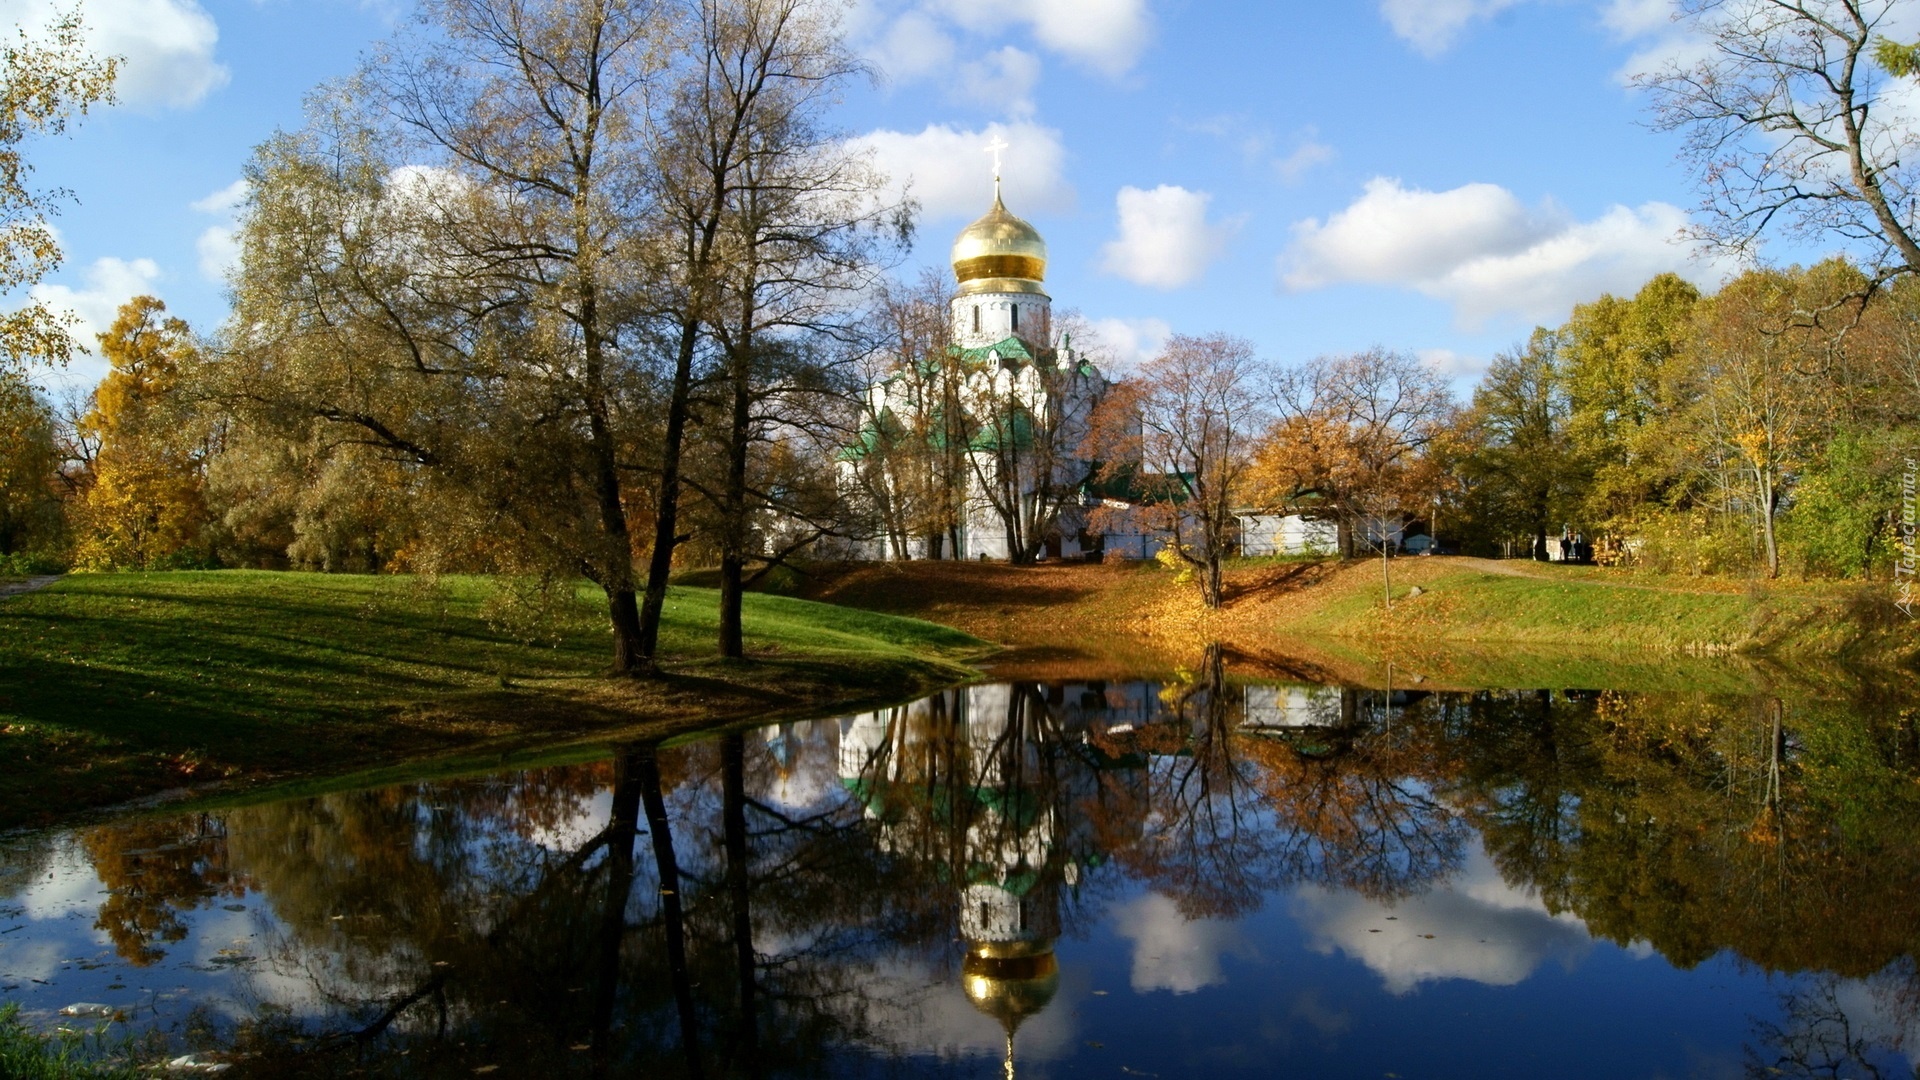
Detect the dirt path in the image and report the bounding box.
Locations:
[0,575,60,599]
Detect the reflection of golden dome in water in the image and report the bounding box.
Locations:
[962,940,1060,1028]
[951,192,1048,297]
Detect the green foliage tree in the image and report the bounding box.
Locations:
[222,0,673,671]
[1559,273,1701,536]
[0,368,61,560]
[1456,330,1586,560]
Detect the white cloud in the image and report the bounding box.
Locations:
[957,45,1041,117]
[30,256,163,349]
[1281,177,1730,328]
[190,178,247,216]
[1602,0,1713,84]
[2,0,229,110]
[191,179,247,284]
[1085,316,1171,374]
[1284,178,1557,288]
[1379,0,1526,57]
[1099,185,1235,290]
[865,9,955,82]
[849,120,1071,223]
[931,0,1151,76]
[1600,0,1673,38]
[1419,348,1486,380]
[1111,892,1252,994]
[1275,134,1336,183]
[1291,845,1591,995]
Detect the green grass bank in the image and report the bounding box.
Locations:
[0,571,987,830]
[1277,557,1916,663]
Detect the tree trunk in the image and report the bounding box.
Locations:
[606,585,645,673]
[717,275,756,659]
[1381,542,1391,609]
[721,733,759,1073]
[637,746,704,1079]
[589,749,641,1062]
[1759,467,1780,579]
[718,356,751,658]
[582,287,645,674]
[637,321,700,667]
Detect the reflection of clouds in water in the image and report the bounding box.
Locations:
[0,935,76,987]
[18,844,103,923]
[521,789,610,854]
[1111,892,1253,994]
[2,843,108,986]
[1291,845,1590,995]
[1830,975,1920,1071]
[838,954,1078,1062]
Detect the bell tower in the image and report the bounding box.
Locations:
[950,145,1050,351]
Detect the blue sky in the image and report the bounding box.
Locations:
[10,0,1819,393]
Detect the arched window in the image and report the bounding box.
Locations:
[972,306,981,334]
[1010,303,1019,332]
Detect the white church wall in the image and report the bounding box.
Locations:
[1237,514,1339,557]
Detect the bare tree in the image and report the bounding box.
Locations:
[697,0,904,657]
[1089,333,1269,607]
[1255,349,1453,605]
[843,271,966,559]
[1641,0,1920,287]
[961,338,1104,565]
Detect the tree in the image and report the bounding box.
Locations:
[843,270,968,559]
[0,9,116,373]
[1559,273,1702,534]
[1252,348,1453,602]
[1641,0,1920,287]
[73,296,212,570]
[1090,333,1269,607]
[1689,267,1830,577]
[693,0,902,657]
[225,0,667,671]
[1459,330,1585,561]
[0,368,60,557]
[961,326,1106,566]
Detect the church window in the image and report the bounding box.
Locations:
[972,306,980,333]
[1010,304,1019,331]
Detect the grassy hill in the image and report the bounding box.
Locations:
[788,556,1916,687]
[0,571,986,828]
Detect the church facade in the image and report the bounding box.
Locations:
[837,185,1154,562]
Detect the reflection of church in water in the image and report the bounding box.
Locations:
[807,678,1424,1071]
[835,684,1131,1052]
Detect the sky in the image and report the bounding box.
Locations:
[3,0,1851,395]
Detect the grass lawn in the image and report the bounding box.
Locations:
[0,571,987,829]
[789,556,1916,687]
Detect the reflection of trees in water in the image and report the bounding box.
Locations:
[1745,961,1920,1079]
[1450,687,1920,977]
[80,815,248,966]
[41,673,1920,1075]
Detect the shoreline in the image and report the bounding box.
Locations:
[0,571,990,831]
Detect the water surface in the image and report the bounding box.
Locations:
[5,666,1919,1077]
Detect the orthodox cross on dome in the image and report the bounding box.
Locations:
[984,134,1009,199]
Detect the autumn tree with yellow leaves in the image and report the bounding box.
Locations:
[72,296,214,570]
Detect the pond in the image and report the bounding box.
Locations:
[4,660,1920,1077]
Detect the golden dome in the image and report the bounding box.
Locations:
[961,942,1060,1028]
[951,190,1047,297]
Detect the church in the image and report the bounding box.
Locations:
[835,172,1160,562]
